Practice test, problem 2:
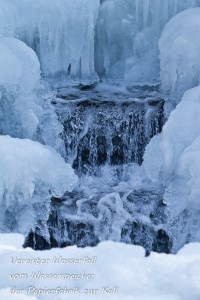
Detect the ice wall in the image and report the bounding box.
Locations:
[95,0,200,84]
[0,0,100,85]
[160,7,200,99]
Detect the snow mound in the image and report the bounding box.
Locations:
[144,86,200,216]
[160,7,200,99]
[0,234,200,300]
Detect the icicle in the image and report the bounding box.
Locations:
[143,0,150,27]
[135,0,140,25]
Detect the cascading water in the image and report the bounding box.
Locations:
[1,0,200,255]
[56,87,164,173]
[24,85,170,254]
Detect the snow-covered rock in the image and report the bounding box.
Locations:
[0,135,77,205]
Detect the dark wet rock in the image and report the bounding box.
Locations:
[152,229,172,254]
[23,231,58,250]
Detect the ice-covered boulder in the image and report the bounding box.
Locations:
[160,7,200,99]
[0,135,78,233]
[0,136,78,204]
[144,86,200,216]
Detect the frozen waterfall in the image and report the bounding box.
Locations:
[0,0,100,85]
[95,0,200,84]
[1,0,200,85]
[1,0,200,255]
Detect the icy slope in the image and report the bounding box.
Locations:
[0,234,200,300]
[0,0,99,85]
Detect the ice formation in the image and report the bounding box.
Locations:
[0,0,99,85]
[0,37,42,138]
[0,36,77,237]
[160,7,200,98]
[0,37,65,154]
[1,234,200,300]
[0,135,78,233]
[1,0,200,85]
[36,92,67,158]
[96,0,200,83]
[0,37,40,91]
[144,86,200,216]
